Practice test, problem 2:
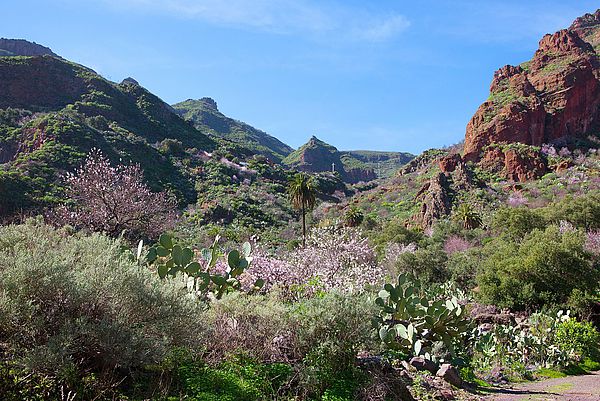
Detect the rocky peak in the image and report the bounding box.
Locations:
[490,65,524,91]
[534,29,594,59]
[199,97,218,111]
[0,38,58,57]
[570,9,600,31]
[121,77,140,86]
[463,9,600,175]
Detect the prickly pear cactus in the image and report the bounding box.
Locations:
[146,233,264,299]
[374,273,471,360]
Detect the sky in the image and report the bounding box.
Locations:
[3,1,600,153]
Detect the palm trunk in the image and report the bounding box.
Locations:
[302,203,306,248]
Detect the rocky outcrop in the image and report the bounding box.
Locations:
[0,38,58,57]
[479,147,547,182]
[414,173,453,228]
[463,11,600,178]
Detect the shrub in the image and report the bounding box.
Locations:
[0,221,206,398]
[292,292,376,398]
[477,226,600,310]
[202,292,292,363]
[554,319,600,359]
[491,206,546,240]
[393,244,449,287]
[543,192,600,230]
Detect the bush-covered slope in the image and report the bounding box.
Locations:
[173,97,293,163]
[0,54,219,213]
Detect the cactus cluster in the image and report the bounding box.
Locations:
[374,273,470,360]
[147,233,264,299]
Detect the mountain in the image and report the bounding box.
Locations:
[282,136,413,183]
[0,38,58,57]
[463,9,600,181]
[172,98,293,163]
[0,45,218,214]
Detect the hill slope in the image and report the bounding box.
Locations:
[172,98,293,163]
[0,51,217,214]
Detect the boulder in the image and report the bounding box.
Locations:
[435,364,462,387]
[409,356,437,374]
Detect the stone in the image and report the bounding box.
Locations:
[463,17,600,181]
[436,364,462,387]
[409,356,438,374]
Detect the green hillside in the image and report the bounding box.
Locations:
[0,54,219,213]
[173,98,293,163]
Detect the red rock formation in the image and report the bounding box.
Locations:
[463,12,600,176]
[438,154,462,173]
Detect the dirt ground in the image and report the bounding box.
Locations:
[484,372,600,401]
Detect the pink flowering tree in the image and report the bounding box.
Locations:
[243,226,385,298]
[50,149,177,239]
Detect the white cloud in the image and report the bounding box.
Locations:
[96,0,410,42]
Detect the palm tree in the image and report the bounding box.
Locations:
[453,203,482,230]
[288,172,318,247]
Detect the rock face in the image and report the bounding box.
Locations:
[463,10,600,180]
[0,38,58,57]
[414,172,453,228]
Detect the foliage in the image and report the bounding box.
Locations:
[0,220,205,399]
[344,205,364,227]
[288,172,318,246]
[49,149,177,240]
[249,226,384,297]
[147,233,263,299]
[374,273,471,361]
[174,356,292,401]
[554,319,600,359]
[492,206,546,240]
[453,203,482,229]
[476,225,599,310]
[471,311,597,377]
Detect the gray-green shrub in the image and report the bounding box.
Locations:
[0,220,206,395]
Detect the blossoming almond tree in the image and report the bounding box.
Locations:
[50,148,177,240]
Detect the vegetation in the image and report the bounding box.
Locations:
[288,172,318,247]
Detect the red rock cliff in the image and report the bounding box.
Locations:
[463,12,600,171]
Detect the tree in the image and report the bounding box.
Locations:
[50,149,177,240]
[288,172,318,247]
[453,203,482,230]
[344,205,364,227]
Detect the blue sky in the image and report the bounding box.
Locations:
[3,1,599,153]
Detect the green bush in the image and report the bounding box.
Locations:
[543,192,600,230]
[394,245,449,287]
[492,206,546,240]
[477,225,599,310]
[292,292,376,398]
[174,356,292,401]
[555,319,600,359]
[0,220,206,398]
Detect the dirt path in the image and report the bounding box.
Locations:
[484,372,600,401]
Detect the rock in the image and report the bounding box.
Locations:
[463,13,600,180]
[0,38,58,57]
[436,364,462,387]
[121,77,139,86]
[409,356,438,374]
[413,172,453,228]
[438,154,462,173]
